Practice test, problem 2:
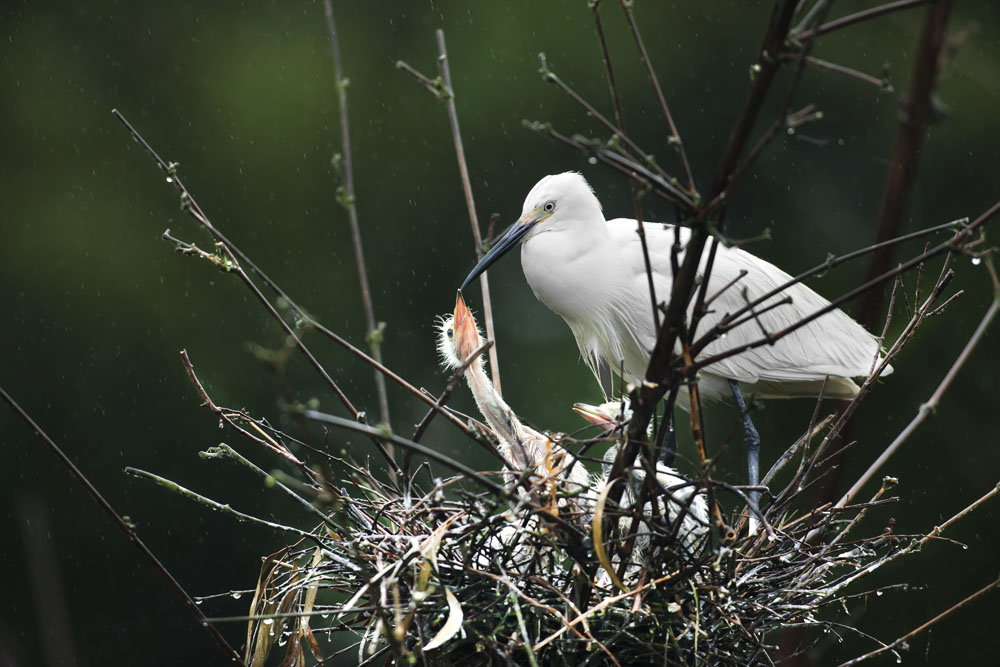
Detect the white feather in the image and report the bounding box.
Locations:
[519,172,892,404]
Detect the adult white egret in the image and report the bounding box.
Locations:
[461,172,891,526]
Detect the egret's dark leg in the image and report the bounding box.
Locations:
[658,408,677,466]
[728,380,761,527]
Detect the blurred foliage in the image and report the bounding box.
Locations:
[2,1,998,664]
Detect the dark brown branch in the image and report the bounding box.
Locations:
[857,0,955,330]
[0,387,245,666]
[616,0,802,523]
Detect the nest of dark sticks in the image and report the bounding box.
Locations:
[231,416,918,667]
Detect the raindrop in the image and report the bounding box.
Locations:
[876,590,883,597]
[587,157,597,165]
[971,257,982,266]
[262,618,274,626]
[166,177,174,183]
[231,592,242,600]
[195,599,203,606]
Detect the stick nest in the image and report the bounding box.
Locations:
[239,434,913,666]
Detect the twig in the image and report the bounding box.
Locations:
[125,467,318,539]
[589,9,660,334]
[837,294,999,509]
[304,409,508,496]
[180,349,312,472]
[803,55,890,89]
[839,575,1000,666]
[111,109,361,421]
[617,0,696,195]
[688,201,1000,372]
[796,0,931,41]
[1,387,245,665]
[436,30,503,394]
[322,0,393,440]
[410,340,493,444]
[694,218,965,346]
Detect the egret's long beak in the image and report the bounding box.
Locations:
[460,207,550,290]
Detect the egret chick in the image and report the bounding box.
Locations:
[462,172,892,529]
[437,292,589,496]
[574,401,709,560]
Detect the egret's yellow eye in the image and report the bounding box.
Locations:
[543,200,556,213]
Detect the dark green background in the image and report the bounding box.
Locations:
[3,1,998,664]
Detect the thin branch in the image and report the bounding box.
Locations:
[691,218,965,351]
[589,9,660,334]
[837,294,999,509]
[410,340,493,444]
[617,0,696,195]
[689,201,1000,372]
[803,55,891,90]
[436,29,503,394]
[111,109,361,421]
[797,0,931,41]
[303,409,508,496]
[839,575,1000,666]
[124,467,318,539]
[323,0,393,438]
[615,0,802,534]
[1,387,245,666]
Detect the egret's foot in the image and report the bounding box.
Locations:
[729,380,762,533]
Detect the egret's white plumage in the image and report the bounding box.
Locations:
[466,172,891,403]
[575,400,709,558]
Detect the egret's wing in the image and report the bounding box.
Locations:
[608,220,889,385]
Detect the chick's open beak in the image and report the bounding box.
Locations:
[452,291,480,360]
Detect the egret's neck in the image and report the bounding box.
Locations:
[519,214,611,320]
[462,364,537,469]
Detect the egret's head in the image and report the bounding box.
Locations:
[572,399,632,430]
[437,291,483,370]
[460,172,602,290]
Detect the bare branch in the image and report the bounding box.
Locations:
[322,0,393,440]
[1,387,245,666]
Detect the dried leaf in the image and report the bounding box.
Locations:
[593,478,627,593]
[299,547,324,662]
[423,587,464,651]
